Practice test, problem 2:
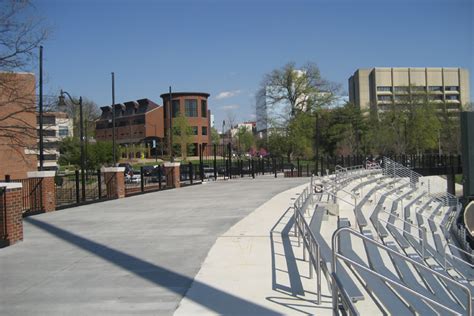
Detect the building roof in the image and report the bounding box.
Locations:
[160,92,210,99]
[38,111,69,119]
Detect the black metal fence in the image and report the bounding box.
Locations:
[1,176,44,216]
[55,170,109,208]
[124,165,168,196]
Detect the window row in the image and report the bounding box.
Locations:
[376,86,460,92]
[377,94,460,102]
[165,99,208,118]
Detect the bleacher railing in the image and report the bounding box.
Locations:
[332,227,472,315]
[293,183,322,305]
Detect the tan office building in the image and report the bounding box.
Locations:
[349,67,470,112]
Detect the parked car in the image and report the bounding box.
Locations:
[118,163,133,176]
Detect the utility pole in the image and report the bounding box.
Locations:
[112,72,116,165]
[39,46,44,170]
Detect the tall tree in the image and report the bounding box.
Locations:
[235,126,255,154]
[172,113,194,160]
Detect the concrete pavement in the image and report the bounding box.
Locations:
[0,176,308,315]
[175,182,333,315]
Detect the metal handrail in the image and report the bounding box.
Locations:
[332,227,472,315]
[443,241,474,269]
[293,186,322,304]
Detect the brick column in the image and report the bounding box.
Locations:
[0,183,23,247]
[101,167,125,199]
[164,162,181,188]
[27,171,56,212]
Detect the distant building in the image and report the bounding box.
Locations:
[0,72,37,179]
[95,99,164,158]
[349,67,470,112]
[37,112,73,170]
[230,121,256,137]
[160,92,211,156]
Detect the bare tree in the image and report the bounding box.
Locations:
[0,0,48,163]
[0,0,48,71]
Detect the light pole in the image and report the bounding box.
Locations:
[38,46,44,170]
[111,72,116,165]
[58,90,86,202]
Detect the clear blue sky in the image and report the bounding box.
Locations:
[36,0,473,126]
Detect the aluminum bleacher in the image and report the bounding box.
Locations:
[294,157,472,315]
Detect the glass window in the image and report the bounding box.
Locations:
[428,86,443,91]
[58,126,69,137]
[192,126,198,135]
[202,126,207,135]
[37,116,56,125]
[172,100,180,117]
[445,86,459,91]
[201,100,207,117]
[446,95,459,100]
[429,95,444,101]
[185,99,198,117]
[377,95,392,101]
[393,86,409,93]
[376,86,392,92]
[38,130,56,137]
[411,86,425,92]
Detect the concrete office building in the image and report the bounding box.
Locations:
[349,67,470,112]
[37,112,73,170]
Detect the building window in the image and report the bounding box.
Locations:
[446,95,459,101]
[185,99,198,117]
[43,141,59,149]
[192,126,198,135]
[58,126,69,137]
[376,86,392,92]
[37,116,56,125]
[132,116,145,125]
[428,86,443,92]
[393,86,409,93]
[202,126,207,135]
[445,86,459,91]
[38,154,57,161]
[411,86,426,93]
[38,130,56,137]
[172,100,180,117]
[394,95,410,102]
[201,100,207,117]
[377,95,392,101]
[429,95,444,101]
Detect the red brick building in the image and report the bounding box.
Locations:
[161,92,211,156]
[0,72,37,179]
[95,99,164,158]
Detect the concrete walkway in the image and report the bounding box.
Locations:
[0,176,307,315]
[175,183,333,315]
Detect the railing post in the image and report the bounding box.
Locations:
[273,158,277,178]
[189,162,193,185]
[158,165,162,190]
[140,166,144,193]
[75,169,80,204]
[251,159,255,179]
[213,144,217,181]
[97,169,102,198]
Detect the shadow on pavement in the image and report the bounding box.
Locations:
[25,217,281,315]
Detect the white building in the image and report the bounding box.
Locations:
[37,111,73,170]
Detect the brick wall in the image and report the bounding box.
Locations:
[0,73,38,179]
[0,187,24,247]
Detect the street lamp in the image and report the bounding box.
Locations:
[58,90,86,202]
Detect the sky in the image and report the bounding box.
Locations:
[34,0,473,128]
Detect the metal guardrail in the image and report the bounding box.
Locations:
[293,184,322,304]
[332,227,472,315]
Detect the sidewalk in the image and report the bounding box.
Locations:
[175,183,333,315]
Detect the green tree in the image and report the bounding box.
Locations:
[259,62,339,161]
[172,113,194,160]
[235,127,255,154]
[210,127,220,145]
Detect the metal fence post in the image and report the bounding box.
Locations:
[140,166,144,192]
[297,158,300,177]
[213,144,217,181]
[158,165,162,190]
[252,159,255,179]
[75,169,80,204]
[273,158,277,178]
[97,169,102,198]
[189,162,193,185]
